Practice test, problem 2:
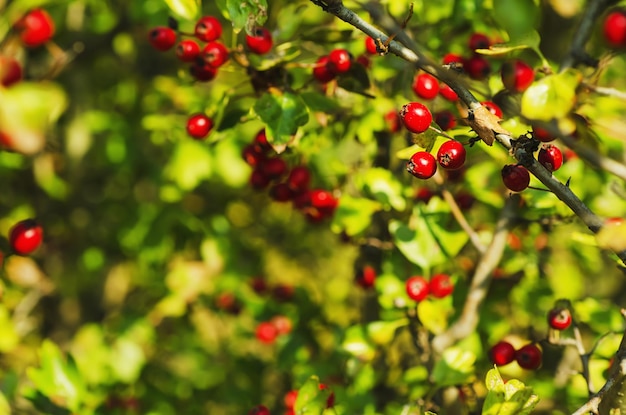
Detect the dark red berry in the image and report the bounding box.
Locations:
[250,169,271,189]
[186,114,213,139]
[464,56,491,80]
[515,343,542,370]
[548,308,572,330]
[468,32,491,50]
[215,292,242,314]
[532,125,555,142]
[355,265,376,289]
[14,9,55,47]
[246,27,273,55]
[189,62,218,82]
[0,56,22,87]
[415,187,435,204]
[313,55,336,83]
[412,73,439,100]
[406,276,429,301]
[482,101,503,118]
[202,41,229,68]
[319,383,335,408]
[429,274,454,298]
[9,219,43,255]
[194,16,222,42]
[437,140,466,170]
[489,341,516,366]
[365,37,378,54]
[400,102,433,134]
[254,129,273,152]
[260,157,288,179]
[501,60,534,93]
[385,110,401,132]
[604,11,626,48]
[328,48,352,74]
[242,144,266,166]
[455,191,475,210]
[439,83,458,101]
[272,283,295,301]
[174,40,199,62]
[435,110,457,131]
[407,151,437,179]
[287,166,311,192]
[538,144,563,172]
[270,183,293,202]
[248,405,271,415]
[501,164,530,192]
[148,26,177,51]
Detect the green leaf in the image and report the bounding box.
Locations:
[431,347,476,387]
[300,91,342,113]
[341,326,376,362]
[162,0,200,20]
[294,375,333,414]
[358,167,406,211]
[521,69,582,121]
[225,0,268,33]
[331,195,381,236]
[493,0,539,40]
[164,140,213,190]
[418,298,452,335]
[252,90,309,153]
[365,319,408,345]
[482,368,539,415]
[375,273,408,309]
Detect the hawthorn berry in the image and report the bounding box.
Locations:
[604,10,626,48]
[548,308,572,330]
[406,276,429,302]
[270,315,293,335]
[9,219,43,255]
[532,125,556,142]
[254,129,273,152]
[313,55,336,83]
[250,169,271,189]
[400,102,433,134]
[412,73,439,100]
[185,113,213,139]
[501,164,530,192]
[309,189,339,212]
[175,39,201,62]
[272,283,295,302]
[415,187,435,204]
[242,144,266,166]
[385,110,401,132]
[14,9,55,47]
[501,60,534,93]
[246,27,273,55]
[365,37,378,54]
[194,16,222,42]
[468,32,491,50]
[355,265,377,289]
[439,83,459,101]
[328,48,352,74]
[434,111,457,132]
[489,341,516,366]
[515,343,542,370]
[189,61,218,82]
[442,53,464,65]
[0,56,22,87]
[260,157,288,180]
[464,55,491,80]
[482,101,503,118]
[437,140,466,170]
[148,26,177,51]
[215,292,242,314]
[270,183,293,202]
[248,404,271,415]
[538,144,563,172]
[429,274,454,298]
[318,383,335,408]
[455,191,476,210]
[256,321,279,344]
[287,166,311,193]
[202,41,229,68]
[407,151,437,179]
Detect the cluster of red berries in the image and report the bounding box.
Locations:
[242,130,339,223]
[0,8,56,88]
[250,276,296,302]
[490,341,542,370]
[406,139,467,180]
[405,274,454,302]
[255,315,293,344]
[312,48,354,84]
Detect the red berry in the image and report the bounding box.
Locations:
[439,83,458,101]
[148,26,177,51]
[0,56,22,87]
[9,219,43,255]
[270,315,293,335]
[14,9,55,47]
[256,321,279,344]
[250,169,271,189]
[189,62,218,82]
[365,37,378,54]
[287,166,311,193]
[515,343,542,370]
[548,308,572,330]
[260,157,288,180]
[175,40,201,62]
[250,277,268,294]
[455,191,475,210]
[215,292,241,314]
[437,140,466,170]
[435,111,457,132]
[501,164,530,192]
[313,55,336,83]
[272,284,295,302]
[407,151,437,179]
[400,102,433,134]
[412,73,439,100]
[468,32,491,50]
[355,265,376,289]
[246,27,273,55]
[406,276,429,301]
[242,144,266,166]
[429,274,454,298]
[489,341,516,366]
[464,55,491,80]
[194,16,223,42]
[501,60,534,93]
[270,183,293,202]
[309,189,338,211]
[415,187,435,204]
[254,129,273,152]
[482,101,502,118]
[284,390,298,409]
[328,48,352,74]
[202,41,229,68]
[604,11,626,48]
[318,383,335,408]
[186,114,213,139]
[248,404,271,415]
[442,53,464,65]
[532,125,556,142]
[385,110,401,132]
[538,144,563,172]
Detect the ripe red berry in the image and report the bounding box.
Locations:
[189,62,218,82]
[260,157,288,180]
[270,315,292,335]
[442,53,464,65]
[515,343,542,370]
[365,37,378,54]
[14,9,55,47]
[400,102,433,134]
[272,283,295,302]
[256,321,279,344]
[538,144,563,172]
[328,48,352,74]
[439,83,459,101]
[434,111,457,131]
[248,404,271,415]
[501,60,534,93]
[407,151,437,179]
[9,219,43,255]
[415,187,435,204]
[242,144,266,166]
[532,125,556,142]
[604,11,626,48]
[250,169,271,189]
[215,292,242,314]
[501,164,530,192]
[313,55,336,83]
[186,113,213,139]
[548,308,572,330]
[468,32,491,50]
[437,140,466,170]
[175,39,201,62]
[412,73,439,100]
[385,110,401,132]
[194,16,223,42]
[0,56,22,87]
[355,265,377,289]
[246,27,273,55]
[202,41,229,68]
[482,101,503,118]
[406,276,429,301]
[284,390,298,409]
[270,183,293,202]
[464,55,491,80]
[148,26,177,51]
[319,383,335,408]
[254,129,273,152]
[489,341,516,366]
[309,189,338,212]
[287,166,311,193]
[429,274,454,298]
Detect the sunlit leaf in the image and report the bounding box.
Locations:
[521,69,582,121]
[252,90,309,153]
[431,347,476,387]
[162,0,200,20]
[224,0,268,33]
